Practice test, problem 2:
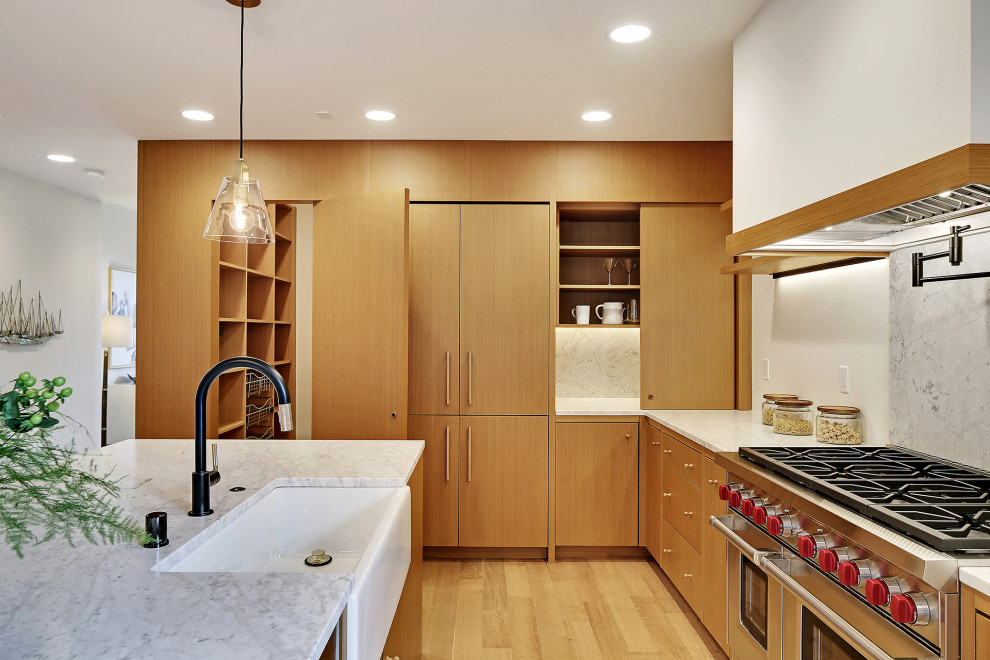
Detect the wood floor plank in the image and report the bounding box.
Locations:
[423,558,726,660]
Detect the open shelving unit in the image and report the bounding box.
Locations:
[557,202,641,327]
[214,203,296,439]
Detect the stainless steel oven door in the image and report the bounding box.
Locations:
[764,556,939,660]
[712,514,783,660]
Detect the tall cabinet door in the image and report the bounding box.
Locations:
[313,189,410,439]
[640,204,733,409]
[408,204,460,415]
[408,415,458,546]
[459,416,548,547]
[460,205,550,415]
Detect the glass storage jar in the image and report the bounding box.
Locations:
[761,393,799,426]
[773,399,814,436]
[816,406,863,445]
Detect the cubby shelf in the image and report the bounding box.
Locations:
[214,202,297,440]
[559,245,640,257]
[556,324,640,329]
[559,284,640,291]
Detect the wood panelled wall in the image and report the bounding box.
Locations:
[136,140,731,439]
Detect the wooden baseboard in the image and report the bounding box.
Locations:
[424,546,548,560]
[554,546,649,560]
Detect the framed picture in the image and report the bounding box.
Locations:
[108,267,136,368]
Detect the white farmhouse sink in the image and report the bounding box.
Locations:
[155,486,411,660]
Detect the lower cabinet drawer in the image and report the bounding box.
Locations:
[661,517,703,616]
[662,463,703,551]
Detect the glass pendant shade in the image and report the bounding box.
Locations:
[204,159,274,244]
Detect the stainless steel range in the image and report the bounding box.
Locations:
[712,445,990,660]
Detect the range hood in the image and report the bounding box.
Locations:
[723,144,990,276]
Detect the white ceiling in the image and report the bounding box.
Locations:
[0,0,765,208]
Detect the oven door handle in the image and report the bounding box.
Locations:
[763,558,901,660]
[710,515,769,564]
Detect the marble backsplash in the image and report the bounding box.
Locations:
[889,229,990,470]
[555,327,640,398]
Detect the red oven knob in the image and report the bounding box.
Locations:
[753,506,768,525]
[766,515,783,535]
[798,534,826,558]
[718,484,732,500]
[818,549,839,572]
[728,489,752,508]
[740,499,755,517]
[866,579,890,606]
[890,593,933,626]
[838,560,877,587]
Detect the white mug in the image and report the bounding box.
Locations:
[596,302,626,325]
[571,305,590,325]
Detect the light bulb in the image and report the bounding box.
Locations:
[230,206,249,232]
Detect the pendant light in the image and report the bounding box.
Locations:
[203,0,273,244]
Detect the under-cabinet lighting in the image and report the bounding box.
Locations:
[365,110,396,121]
[939,190,954,198]
[610,25,652,43]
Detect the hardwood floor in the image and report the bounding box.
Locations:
[422,559,727,659]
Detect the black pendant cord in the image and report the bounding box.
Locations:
[239,0,244,159]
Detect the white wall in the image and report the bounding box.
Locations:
[0,167,102,448]
[733,0,971,232]
[751,260,890,442]
[100,203,136,444]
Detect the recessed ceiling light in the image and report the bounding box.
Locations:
[582,111,612,122]
[47,154,76,163]
[182,110,215,121]
[365,110,396,121]
[85,169,107,179]
[315,111,333,120]
[939,190,954,198]
[610,24,652,43]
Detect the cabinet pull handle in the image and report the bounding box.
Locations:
[708,479,718,485]
[467,426,472,482]
[468,351,472,406]
[445,350,450,406]
[625,433,631,439]
[663,449,672,454]
[663,548,671,553]
[684,463,694,469]
[652,441,659,446]
[683,573,693,579]
[663,492,671,498]
[445,426,450,482]
[683,511,693,516]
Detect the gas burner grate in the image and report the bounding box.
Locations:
[869,504,990,552]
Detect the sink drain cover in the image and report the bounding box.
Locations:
[304,549,332,567]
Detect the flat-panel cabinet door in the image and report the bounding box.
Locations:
[644,423,663,563]
[556,422,638,546]
[408,204,460,415]
[640,204,733,409]
[460,205,550,415]
[702,456,729,653]
[408,415,458,547]
[458,416,548,547]
[313,189,409,439]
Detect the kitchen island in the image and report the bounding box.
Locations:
[0,438,424,660]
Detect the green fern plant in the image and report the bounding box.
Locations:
[1,372,150,557]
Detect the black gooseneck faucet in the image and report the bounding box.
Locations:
[189,356,293,516]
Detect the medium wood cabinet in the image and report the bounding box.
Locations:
[459,204,550,415]
[458,416,548,547]
[643,422,663,562]
[702,456,729,653]
[640,204,734,409]
[963,584,990,660]
[313,189,410,439]
[407,415,458,547]
[555,422,639,546]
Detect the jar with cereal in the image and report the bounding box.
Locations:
[816,406,863,445]
[773,399,814,436]
[761,393,799,426]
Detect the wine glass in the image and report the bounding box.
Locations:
[619,258,638,285]
[602,258,619,285]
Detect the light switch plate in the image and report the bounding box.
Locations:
[838,366,850,393]
[763,359,770,381]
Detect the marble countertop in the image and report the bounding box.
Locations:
[555,398,883,453]
[0,438,424,660]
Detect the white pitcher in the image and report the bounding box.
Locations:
[596,302,626,325]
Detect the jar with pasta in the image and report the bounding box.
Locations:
[761,393,799,426]
[773,399,814,436]
[816,406,863,445]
